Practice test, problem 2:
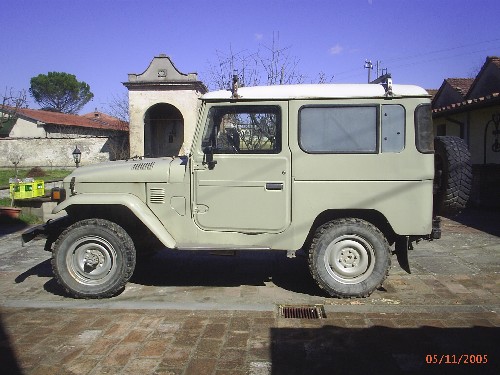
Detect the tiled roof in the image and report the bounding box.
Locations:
[426,89,438,100]
[466,56,500,99]
[487,56,500,69]
[6,107,128,131]
[82,111,128,130]
[433,92,500,114]
[432,56,500,116]
[445,78,474,97]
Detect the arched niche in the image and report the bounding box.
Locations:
[144,103,184,157]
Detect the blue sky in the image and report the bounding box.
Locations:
[2,0,500,114]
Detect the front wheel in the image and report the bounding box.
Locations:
[52,218,136,298]
[308,218,391,298]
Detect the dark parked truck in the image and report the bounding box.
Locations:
[23,77,472,299]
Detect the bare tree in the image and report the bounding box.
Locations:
[105,134,130,161]
[207,46,260,90]
[258,33,305,85]
[317,71,335,84]
[1,87,27,131]
[105,91,130,123]
[205,32,306,90]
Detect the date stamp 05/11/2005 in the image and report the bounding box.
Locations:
[425,354,489,365]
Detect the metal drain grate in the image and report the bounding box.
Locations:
[278,304,326,319]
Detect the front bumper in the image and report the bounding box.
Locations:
[22,224,48,244]
[22,216,71,251]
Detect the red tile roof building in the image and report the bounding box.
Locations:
[432,56,500,207]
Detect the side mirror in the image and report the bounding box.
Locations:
[202,146,217,170]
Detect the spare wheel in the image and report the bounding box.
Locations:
[433,136,472,217]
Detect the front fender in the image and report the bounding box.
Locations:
[53,193,177,249]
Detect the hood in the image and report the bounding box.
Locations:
[65,156,188,184]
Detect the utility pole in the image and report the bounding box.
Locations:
[364,60,373,83]
[375,60,382,79]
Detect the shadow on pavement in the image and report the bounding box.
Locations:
[14,249,331,298]
[0,311,23,375]
[448,208,500,237]
[15,259,53,283]
[16,248,398,298]
[271,325,499,375]
[13,259,68,297]
[132,250,328,297]
[0,217,27,238]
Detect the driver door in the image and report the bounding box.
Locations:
[192,102,291,233]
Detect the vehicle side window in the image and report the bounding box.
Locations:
[299,106,377,153]
[381,104,405,153]
[414,104,434,153]
[202,106,281,154]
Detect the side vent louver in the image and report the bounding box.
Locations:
[132,162,155,170]
[149,188,165,204]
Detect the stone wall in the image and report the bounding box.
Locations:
[0,136,127,168]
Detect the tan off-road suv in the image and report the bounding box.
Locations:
[23,77,472,299]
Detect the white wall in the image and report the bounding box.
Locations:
[8,117,46,138]
[0,137,111,167]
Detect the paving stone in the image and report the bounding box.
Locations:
[184,358,217,375]
[216,348,247,369]
[64,355,100,375]
[137,339,169,357]
[84,337,121,357]
[215,369,246,375]
[101,342,140,367]
[192,338,224,358]
[121,358,161,375]
[159,346,192,368]
[224,330,250,348]
[122,328,152,343]
[202,323,227,339]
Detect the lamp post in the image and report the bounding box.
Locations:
[72,146,81,168]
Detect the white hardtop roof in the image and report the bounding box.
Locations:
[202,83,429,100]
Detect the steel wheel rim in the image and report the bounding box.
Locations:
[324,234,375,284]
[66,235,117,285]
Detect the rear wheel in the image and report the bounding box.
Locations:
[52,218,136,298]
[308,218,391,298]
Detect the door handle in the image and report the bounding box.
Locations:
[265,183,283,191]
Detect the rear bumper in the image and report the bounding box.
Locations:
[431,216,442,239]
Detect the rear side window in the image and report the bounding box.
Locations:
[299,106,377,153]
[414,104,434,153]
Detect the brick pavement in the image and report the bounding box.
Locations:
[0,208,499,374]
[1,308,498,375]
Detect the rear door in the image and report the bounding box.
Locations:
[192,102,291,232]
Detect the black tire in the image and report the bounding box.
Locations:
[308,218,391,298]
[434,136,472,217]
[52,218,136,299]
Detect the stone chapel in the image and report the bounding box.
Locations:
[124,54,207,157]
